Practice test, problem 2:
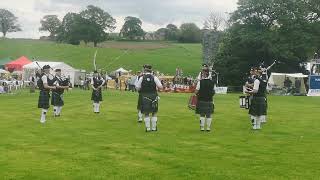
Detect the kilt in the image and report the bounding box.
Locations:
[137,93,142,110]
[38,90,50,109]
[249,96,267,116]
[141,93,158,114]
[91,89,102,103]
[51,92,64,106]
[196,100,214,115]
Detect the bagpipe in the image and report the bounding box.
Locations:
[239,60,279,109]
[60,76,71,88]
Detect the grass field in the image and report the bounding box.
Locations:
[0,90,319,179]
[0,39,201,76]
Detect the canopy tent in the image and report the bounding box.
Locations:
[115,67,129,73]
[0,69,10,74]
[23,61,78,87]
[268,72,308,94]
[0,57,12,69]
[5,56,32,71]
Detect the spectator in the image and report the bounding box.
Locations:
[294,78,301,94]
[283,77,293,94]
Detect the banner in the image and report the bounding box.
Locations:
[308,75,320,96]
[215,87,228,94]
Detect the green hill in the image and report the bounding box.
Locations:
[0,39,202,76]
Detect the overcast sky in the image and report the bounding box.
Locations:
[0,0,238,39]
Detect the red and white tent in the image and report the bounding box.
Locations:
[5,56,32,72]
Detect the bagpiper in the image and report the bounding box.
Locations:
[51,69,70,117]
[245,67,267,130]
[135,65,163,132]
[195,66,215,131]
[37,65,56,123]
[91,71,105,113]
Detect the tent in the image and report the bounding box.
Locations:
[115,68,129,73]
[5,56,32,71]
[0,69,10,74]
[268,72,308,94]
[23,61,78,87]
[0,57,12,69]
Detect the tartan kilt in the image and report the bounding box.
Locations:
[141,93,158,114]
[38,90,50,109]
[51,92,64,106]
[249,96,267,116]
[196,100,214,115]
[137,93,142,110]
[91,89,102,102]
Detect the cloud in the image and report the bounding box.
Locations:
[1,0,238,39]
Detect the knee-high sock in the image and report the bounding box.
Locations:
[144,117,151,131]
[256,116,261,129]
[138,111,143,120]
[53,106,58,116]
[151,116,158,130]
[200,117,205,130]
[40,109,48,123]
[261,115,266,123]
[96,103,100,112]
[57,106,62,115]
[93,103,98,112]
[252,116,262,130]
[206,118,212,130]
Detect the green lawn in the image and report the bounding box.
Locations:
[0,39,202,76]
[0,90,319,179]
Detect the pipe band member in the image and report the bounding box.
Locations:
[38,65,56,123]
[246,68,267,130]
[91,71,105,113]
[195,68,215,132]
[135,65,163,132]
[51,69,69,117]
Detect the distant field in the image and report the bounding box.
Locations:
[0,39,202,76]
[0,90,319,179]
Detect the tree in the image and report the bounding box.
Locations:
[80,5,116,46]
[56,13,82,45]
[0,9,21,37]
[179,23,201,43]
[165,24,180,41]
[120,16,145,40]
[214,0,320,86]
[203,12,225,31]
[39,15,61,38]
[57,5,116,47]
[155,28,167,40]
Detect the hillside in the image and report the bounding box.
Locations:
[0,39,202,76]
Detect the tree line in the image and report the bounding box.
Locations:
[0,5,204,46]
[214,0,320,86]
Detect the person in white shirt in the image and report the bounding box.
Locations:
[37,65,56,123]
[136,65,163,132]
[91,71,106,113]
